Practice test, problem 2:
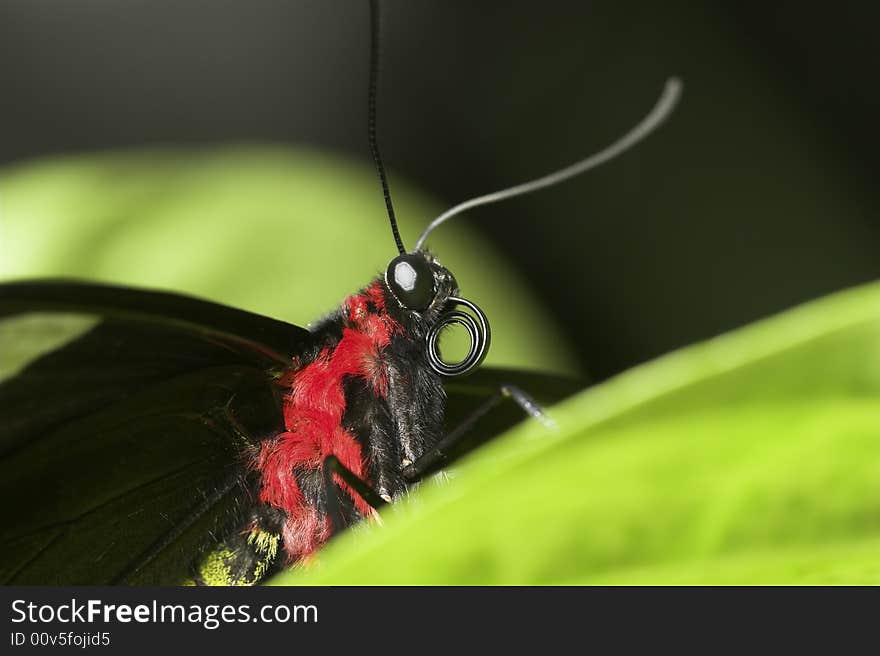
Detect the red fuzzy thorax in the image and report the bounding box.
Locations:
[252,281,400,561]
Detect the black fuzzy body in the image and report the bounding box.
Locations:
[194,253,458,583]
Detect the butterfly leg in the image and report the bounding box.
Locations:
[320,385,550,528]
[322,455,388,534]
[402,384,552,482]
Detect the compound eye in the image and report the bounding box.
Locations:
[386,254,436,310]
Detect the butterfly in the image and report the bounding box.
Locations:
[0,0,679,585]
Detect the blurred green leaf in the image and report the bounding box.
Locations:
[278,280,880,584]
[0,146,577,375]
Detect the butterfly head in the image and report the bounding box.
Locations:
[384,252,454,313]
[382,250,489,377]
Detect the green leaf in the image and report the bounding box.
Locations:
[0,147,577,375]
[277,279,880,585]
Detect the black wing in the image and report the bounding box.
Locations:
[0,281,310,585]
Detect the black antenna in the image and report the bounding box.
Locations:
[368,0,406,255]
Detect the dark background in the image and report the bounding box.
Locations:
[1,0,877,380]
